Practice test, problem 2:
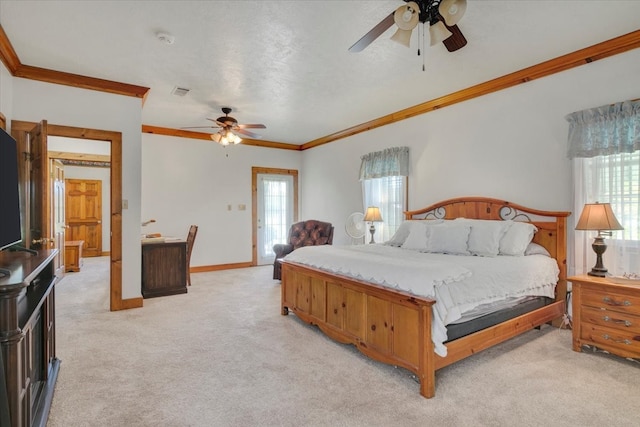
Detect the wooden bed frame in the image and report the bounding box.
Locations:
[281,197,570,398]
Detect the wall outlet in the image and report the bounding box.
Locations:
[238,204,246,211]
[122,199,128,209]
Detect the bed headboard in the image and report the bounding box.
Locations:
[405,197,571,284]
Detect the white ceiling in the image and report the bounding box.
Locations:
[1,1,639,145]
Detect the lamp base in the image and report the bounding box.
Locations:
[587,269,608,278]
[368,224,376,244]
[588,236,608,277]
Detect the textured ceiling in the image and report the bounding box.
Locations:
[1,1,640,145]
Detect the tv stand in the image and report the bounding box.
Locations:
[8,244,39,256]
[0,249,59,427]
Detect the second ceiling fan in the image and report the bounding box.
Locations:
[182,107,266,145]
[349,0,467,53]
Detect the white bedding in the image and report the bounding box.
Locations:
[283,244,559,357]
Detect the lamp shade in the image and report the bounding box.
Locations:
[575,202,624,231]
[364,206,383,222]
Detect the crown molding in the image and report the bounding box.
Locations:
[0,24,149,100]
[141,125,301,150]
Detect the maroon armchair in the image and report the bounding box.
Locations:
[273,220,334,280]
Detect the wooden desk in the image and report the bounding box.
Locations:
[141,240,187,298]
[65,240,84,272]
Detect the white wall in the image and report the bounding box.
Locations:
[4,47,639,288]
[0,61,13,126]
[141,134,302,267]
[10,78,143,299]
[302,49,640,246]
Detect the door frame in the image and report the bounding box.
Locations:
[251,167,298,266]
[11,120,138,311]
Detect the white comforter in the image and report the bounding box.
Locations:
[284,244,559,357]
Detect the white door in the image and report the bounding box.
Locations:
[257,173,294,265]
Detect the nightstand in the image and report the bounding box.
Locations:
[569,275,640,359]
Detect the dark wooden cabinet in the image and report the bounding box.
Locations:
[0,249,59,427]
[141,240,187,298]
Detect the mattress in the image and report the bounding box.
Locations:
[445,296,553,342]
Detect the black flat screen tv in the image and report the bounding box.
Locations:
[0,127,22,251]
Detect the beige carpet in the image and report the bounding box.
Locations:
[48,257,639,427]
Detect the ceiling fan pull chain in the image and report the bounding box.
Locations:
[422,23,427,71]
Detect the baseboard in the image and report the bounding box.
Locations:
[191,262,253,273]
[111,297,143,311]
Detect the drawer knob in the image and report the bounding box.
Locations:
[602,296,632,307]
[602,334,632,345]
[603,315,633,327]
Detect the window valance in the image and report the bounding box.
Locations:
[565,99,640,159]
[359,146,409,180]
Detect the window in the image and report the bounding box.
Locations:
[581,152,639,241]
[360,147,409,243]
[362,176,407,242]
[573,150,640,276]
[567,99,640,276]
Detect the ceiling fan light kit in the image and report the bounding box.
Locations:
[439,0,466,26]
[428,20,452,46]
[349,0,467,54]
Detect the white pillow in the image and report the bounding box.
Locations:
[387,220,442,247]
[426,223,471,255]
[524,242,551,257]
[455,218,509,257]
[401,223,429,251]
[499,221,538,256]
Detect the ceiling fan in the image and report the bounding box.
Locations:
[349,0,467,53]
[182,107,266,145]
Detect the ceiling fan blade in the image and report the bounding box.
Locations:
[348,12,395,52]
[206,118,228,127]
[442,24,467,52]
[180,126,218,130]
[233,128,262,138]
[238,124,266,129]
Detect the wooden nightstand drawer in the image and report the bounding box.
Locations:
[570,274,640,360]
[580,288,640,316]
[580,306,640,333]
[580,323,640,357]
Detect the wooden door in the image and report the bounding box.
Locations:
[65,179,102,257]
[51,159,66,277]
[28,121,54,253]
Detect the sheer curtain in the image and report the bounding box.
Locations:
[567,100,640,276]
[360,147,409,243]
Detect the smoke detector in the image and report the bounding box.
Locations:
[156,32,175,45]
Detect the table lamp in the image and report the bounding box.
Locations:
[575,202,624,277]
[364,206,383,244]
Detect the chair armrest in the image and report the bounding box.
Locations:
[273,243,294,259]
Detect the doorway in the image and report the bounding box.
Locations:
[251,167,298,266]
[11,120,137,311]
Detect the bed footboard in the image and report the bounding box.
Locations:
[281,261,437,398]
